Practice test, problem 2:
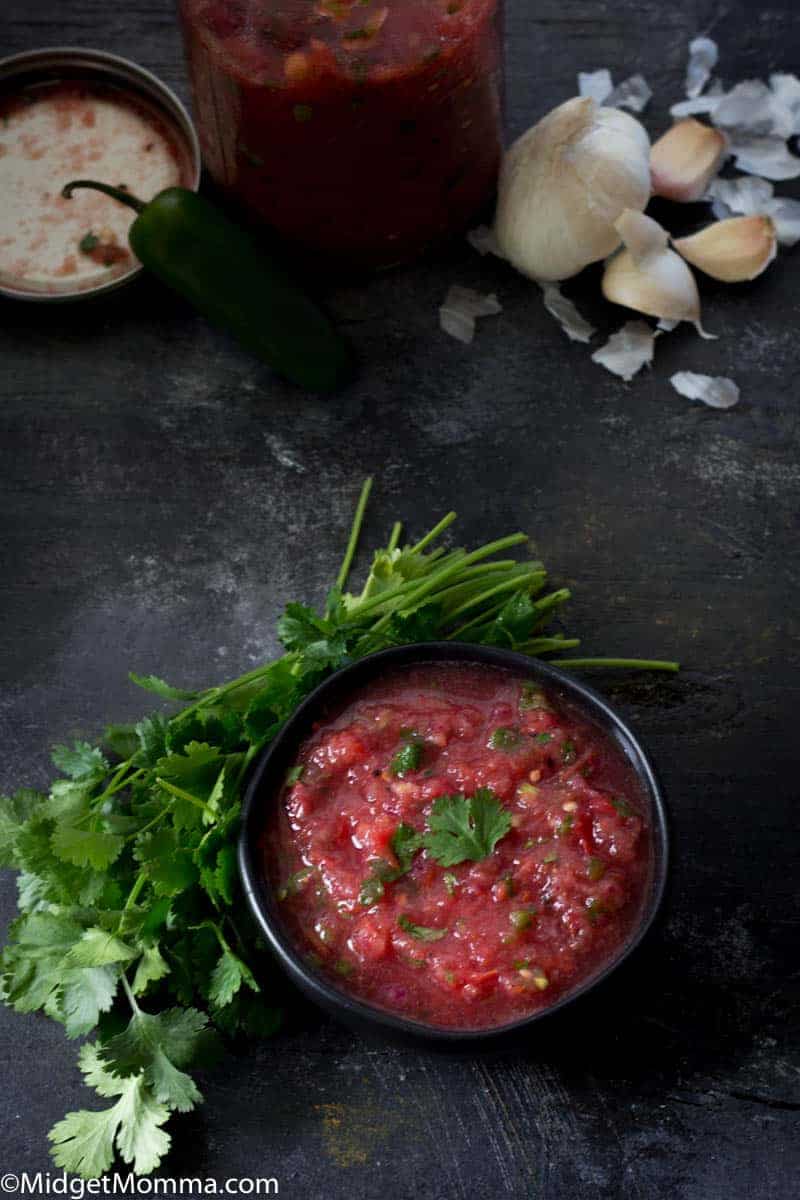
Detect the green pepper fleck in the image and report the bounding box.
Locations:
[510,908,537,932]
[79,232,99,254]
[359,874,385,907]
[443,872,458,895]
[556,814,574,837]
[389,736,424,777]
[285,764,305,785]
[535,732,553,746]
[277,867,313,900]
[587,857,606,882]
[519,683,549,711]
[489,726,523,751]
[611,796,635,818]
[561,739,577,764]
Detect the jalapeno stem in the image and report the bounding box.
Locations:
[61,180,147,213]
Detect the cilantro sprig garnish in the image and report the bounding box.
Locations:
[423,789,513,867]
[0,478,675,1179]
[359,789,512,905]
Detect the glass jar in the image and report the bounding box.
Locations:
[179,0,503,272]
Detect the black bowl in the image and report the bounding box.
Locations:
[239,643,669,1050]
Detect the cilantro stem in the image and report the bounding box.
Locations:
[445,570,548,623]
[128,806,170,841]
[408,511,457,554]
[95,764,143,805]
[549,658,680,672]
[120,972,143,1016]
[369,533,529,633]
[387,521,402,552]
[522,636,581,654]
[116,870,148,934]
[335,476,373,592]
[156,777,216,817]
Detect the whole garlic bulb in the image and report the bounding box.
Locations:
[494,96,652,282]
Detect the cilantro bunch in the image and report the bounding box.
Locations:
[0,479,676,1179]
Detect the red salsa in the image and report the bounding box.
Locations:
[179,0,502,271]
[264,662,652,1029]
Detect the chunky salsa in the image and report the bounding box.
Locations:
[264,662,651,1029]
[180,0,502,271]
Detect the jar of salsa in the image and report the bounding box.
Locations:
[178,0,504,272]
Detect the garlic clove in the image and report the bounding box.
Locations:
[614,209,669,259]
[494,96,651,282]
[673,215,777,282]
[604,207,702,324]
[651,118,728,202]
[602,245,701,323]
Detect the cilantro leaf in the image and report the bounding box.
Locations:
[99,1006,216,1112]
[397,915,448,942]
[103,723,140,761]
[64,929,138,969]
[277,602,332,651]
[0,790,44,868]
[208,946,259,1009]
[134,828,198,898]
[134,715,170,768]
[422,789,512,867]
[51,741,107,780]
[61,966,119,1039]
[132,946,169,997]
[129,674,201,702]
[51,826,124,871]
[50,1045,171,1178]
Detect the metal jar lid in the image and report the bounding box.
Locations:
[0,47,201,302]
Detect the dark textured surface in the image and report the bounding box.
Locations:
[1,1,799,1197]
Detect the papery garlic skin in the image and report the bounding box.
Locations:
[651,118,728,202]
[602,208,702,324]
[494,96,651,282]
[673,215,778,282]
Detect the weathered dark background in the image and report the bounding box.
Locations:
[2,1,799,1196]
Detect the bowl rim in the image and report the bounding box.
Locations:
[238,642,669,1043]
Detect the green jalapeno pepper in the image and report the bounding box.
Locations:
[62,181,353,393]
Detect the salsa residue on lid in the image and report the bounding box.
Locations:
[0,80,191,296]
[263,661,652,1030]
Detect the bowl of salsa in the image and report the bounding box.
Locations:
[239,643,668,1045]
